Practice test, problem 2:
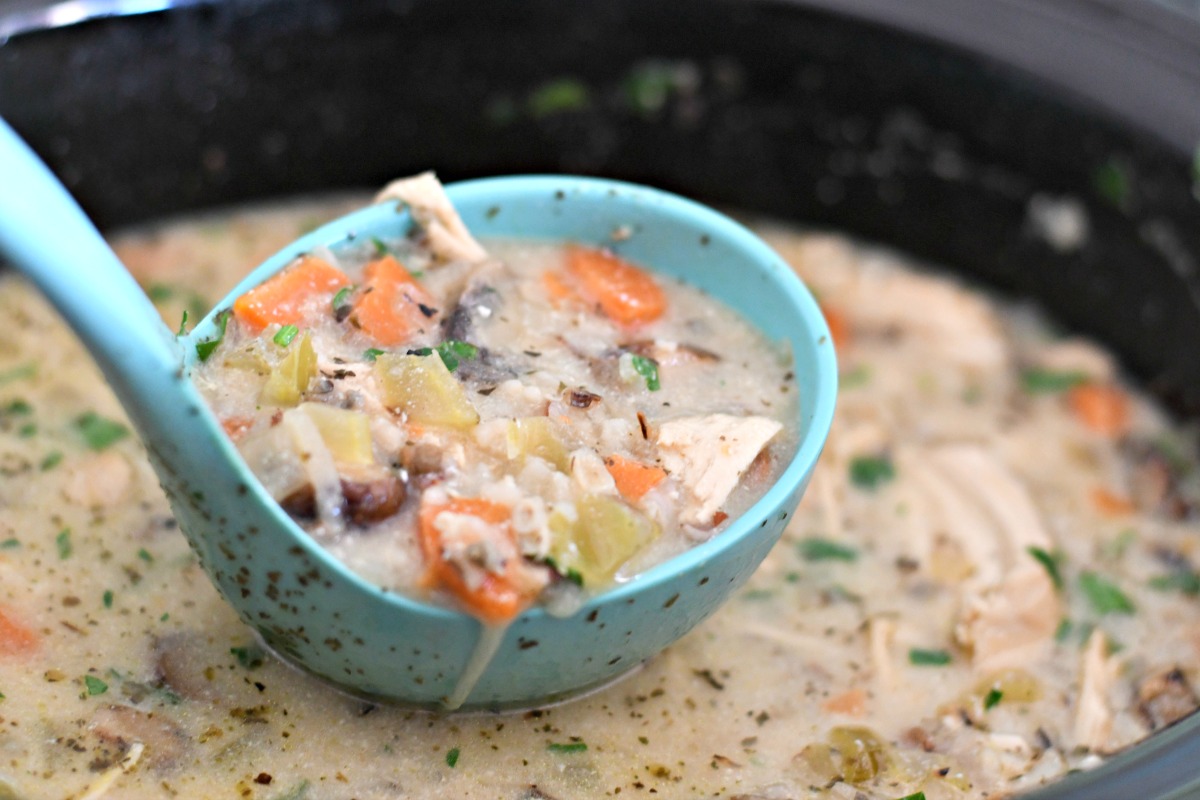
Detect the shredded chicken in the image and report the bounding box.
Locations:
[375,171,488,263]
[1074,629,1117,752]
[657,414,782,526]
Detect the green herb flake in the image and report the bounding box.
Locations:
[0,363,36,385]
[75,412,130,451]
[908,648,952,666]
[897,793,927,800]
[39,450,63,471]
[56,528,72,560]
[273,324,300,347]
[231,643,266,670]
[1093,160,1130,207]
[1149,571,1200,596]
[0,538,18,549]
[798,537,858,563]
[1080,571,1136,615]
[840,364,872,389]
[0,689,5,700]
[1027,546,1064,590]
[445,747,460,767]
[1102,528,1137,560]
[527,78,591,118]
[102,590,113,609]
[176,309,189,336]
[331,285,355,311]
[137,548,154,564]
[630,354,660,391]
[370,237,389,256]
[984,688,1004,710]
[412,341,479,373]
[83,675,108,696]
[547,741,588,754]
[160,612,170,622]
[17,422,37,438]
[146,283,175,303]
[195,309,230,362]
[849,455,895,490]
[1020,367,1089,394]
[1054,618,1073,643]
[269,780,311,800]
[363,348,386,362]
[3,399,31,416]
[623,62,682,115]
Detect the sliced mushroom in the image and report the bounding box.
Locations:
[90,704,187,769]
[1137,666,1199,730]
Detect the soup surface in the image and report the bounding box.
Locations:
[1,196,1198,800]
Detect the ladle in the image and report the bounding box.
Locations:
[0,118,837,710]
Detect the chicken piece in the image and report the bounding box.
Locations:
[902,444,1061,671]
[656,414,782,526]
[1074,629,1117,752]
[375,171,487,263]
[63,450,133,509]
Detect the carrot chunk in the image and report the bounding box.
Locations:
[350,255,438,346]
[1068,384,1131,437]
[1092,486,1135,517]
[820,303,851,350]
[604,454,667,502]
[418,498,538,623]
[565,245,666,326]
[0,606,39,656]
[821,687,867,717]
[233,255,351,332]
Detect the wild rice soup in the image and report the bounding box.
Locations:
[190,176,797,623]
[1,195,1198,799]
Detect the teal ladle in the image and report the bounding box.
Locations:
[0,118,837,710]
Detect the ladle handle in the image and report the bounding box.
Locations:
[0,118,180,402]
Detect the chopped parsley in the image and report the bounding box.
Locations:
[3,399,31,416]
[195,309,230,362]
[0,538,18,549]
[984,688,1003,710]
[908,648,952,666]
[363,348,386,362]
[630,354,660,391]
[231,643,266,670]
[17,423,36,438]
[176,309,189,336]
[1027,546,1064,590]
[75,412,130,451]
[1093,160,1130,208]
[840,364,872,389]
[160,612,170,622]
[0,363,36,385]
[1079,571,1135,615]
[102,590,113,609]
[445,747,460,767]
[1055,618,1074,643]
[527,78,591,118]
[798,537,858,563]
[273,324,300,347]
[370,237,389,256]
[547,741,588,753]
[410,341,479,373]
[331,285,356,321]
[849,455,895,489]
[39,450,63,471]
[55,528,72,560]
[83,675,108,696]
[137,548,154,564]
[1149,570,1200,596]
[1020,367,1089,394]
[897,793,927,800]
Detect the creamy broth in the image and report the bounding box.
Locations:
[0,197,1197,799]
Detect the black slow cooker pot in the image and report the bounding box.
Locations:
[3,1,1200,797]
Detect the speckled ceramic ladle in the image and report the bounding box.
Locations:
[0,117,838,710]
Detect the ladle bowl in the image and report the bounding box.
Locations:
[0,118,837,709]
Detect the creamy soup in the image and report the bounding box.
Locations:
[0,196,1197,800]
[190,176,797,623]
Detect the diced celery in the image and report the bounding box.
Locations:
[298,403,374,466]
[827,726,892,784]
[373,353,479,430]
[506,417,570,472]
[221,338,271,373]
[260,333,317,407]
[550,495,659,587]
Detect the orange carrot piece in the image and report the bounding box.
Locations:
[232,255,351,332]
[0,606,39,656]
[350,255,437,346]
[1068,384,1131,437]
[542,269,575,305]
[565,245,666,326]
[418,498,534,624]
[1092,486,1135,517]
[821,687,867,717]
[604,454,667,502]
[221,416,254,442]
[820,304,851,350]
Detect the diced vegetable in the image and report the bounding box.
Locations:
[629,354,660,391]
[297,403,374,466]
[550,495,660,586]
[1027,546,1064,590]
[373,353,479,429]
[1091,486,1135,517]
[507,417,570,472]
[233,255,351,332]
[565,245,666,326]
[273,324,300,347]
[820,304,851,350]
[1080,571,1135,615]
[1021,367,1088,394]
[74,412,129,451]
[350,255,437,346]
[849,455,895,489]
[1068,383,1131,436]
[0,606,38,656]
[260,333,317,407]
[909,648,952,666]
[799,537,858,562]
[827,726,891,783]
[418,498,537,623]
[195,310,230,362]
[603,454,667,502]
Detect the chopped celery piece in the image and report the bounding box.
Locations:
[551,496,659,586]
[298,403,374,466]
[260,332,317,406]
[221,338,272,373]
[373,353,479,430]
[507,417,570,471]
